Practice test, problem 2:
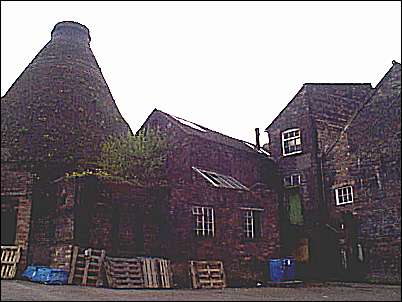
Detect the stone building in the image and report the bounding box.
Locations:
[265,62,401,283]
[323,62,401,283]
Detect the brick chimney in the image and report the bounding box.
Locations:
[51,21,91,44]
[255,128,260,150]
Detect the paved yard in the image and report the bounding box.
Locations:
[1,280,400,301]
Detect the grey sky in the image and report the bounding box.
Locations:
[1,1,401,145]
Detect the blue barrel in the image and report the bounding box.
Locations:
[269,259,283,282]
[282,257,295,281]
[268,258,296,282]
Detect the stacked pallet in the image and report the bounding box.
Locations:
[104,257,144,289]
[189,260,226,289]
[104,256,173,289]
[68,246,105,287]
[1,246,21,279]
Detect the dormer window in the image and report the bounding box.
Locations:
[282,128,302,156]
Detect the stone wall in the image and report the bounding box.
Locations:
[324,62,401,283]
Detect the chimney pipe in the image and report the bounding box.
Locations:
[255,128,260,150]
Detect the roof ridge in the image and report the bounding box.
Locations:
[324,62,400,156]
[303,83,372,86]
[151,109,266,155]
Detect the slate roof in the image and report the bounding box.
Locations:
[1,21,131,165]
[144,109,270,157]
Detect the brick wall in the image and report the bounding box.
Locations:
[324,62,401,283]
[1,162,34,274]
[143,110,281,286]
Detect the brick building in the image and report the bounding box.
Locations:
[265,62,401,283]
[19,109,282,287]
[1,20,400,285]
[1,21,281,287]
[139,109,281,286]
[1,21,130,274]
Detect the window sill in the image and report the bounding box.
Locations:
[283,151,302,157]
[336,201,353,206]
[242,238,262,243]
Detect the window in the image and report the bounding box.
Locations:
[335,186,354,206]
[282,128,302,156]
[242,208,263,239]
[192,206,215,237]
[192,167,248,190]
[284,174,301,187]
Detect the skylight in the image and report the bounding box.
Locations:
[192,167,249,190]
[171,115,207,132]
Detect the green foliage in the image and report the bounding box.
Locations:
[97,128,169,187]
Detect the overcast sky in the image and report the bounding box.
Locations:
[1,1,401,145]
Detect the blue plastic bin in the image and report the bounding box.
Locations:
[22,266,68,285]
[268,258,295,282]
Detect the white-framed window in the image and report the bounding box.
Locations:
[335,186,354,206]
[282,128,302,156]
[242,208,263,239]
[284,174,301,187]
[192,206,215,237]
[192,167,249,190]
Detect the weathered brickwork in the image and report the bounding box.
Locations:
[2,20,399,286]
[265,62,400,283]
[1,162,34,274]
[142,110,281,286]
[324,62,401,283]
[265,84,373,279]
[1,21,130,167]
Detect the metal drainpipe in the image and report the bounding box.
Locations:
[318,153,327,224]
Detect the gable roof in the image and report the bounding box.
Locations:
[142,109,271,157]
[264,83,373,130]
[324,61,401,156]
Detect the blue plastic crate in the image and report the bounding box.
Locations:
[23,266,68,285]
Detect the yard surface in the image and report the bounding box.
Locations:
[1,280,401,301]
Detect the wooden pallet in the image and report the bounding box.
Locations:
[104,257,144,289]
[104,257,173,289]
[189,260,226,289]
[158,258,173,289]
[142,257,173,289]
[68,246,105,287]
[1,246,21,279]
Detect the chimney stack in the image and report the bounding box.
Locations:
[255,128,260,150]
[51,21,91,44]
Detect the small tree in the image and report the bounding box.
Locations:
[97,128,169,187]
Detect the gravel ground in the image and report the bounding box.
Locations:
[1,280,400,301]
